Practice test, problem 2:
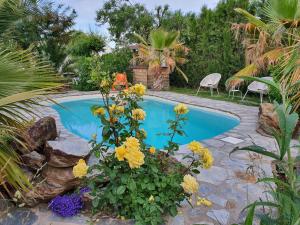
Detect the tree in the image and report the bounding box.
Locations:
[135,29,189,90]
[0,0,62,192]
[96,0,168,44]
[67,32,106,57]
[229,0,300,110]
[6,1,77,69]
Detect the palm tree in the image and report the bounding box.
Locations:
[229,0,300,110]
[0,0,62,193]
[135,29,189,90]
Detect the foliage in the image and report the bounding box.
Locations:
[67,32,105,57]
[231,77,300,224]
[99,48,133,82]
[5,1,77,70]
[0,0,62,192]
[135,29,189,90]
[73,48,133,91]
[76,82,213,224]
[229,0,300,110]
[97,0,248,89]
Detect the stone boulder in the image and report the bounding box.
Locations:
[26,117,57,151]
[22,151,46,170]
[258,103,300,138]
[257,103,279,136]
[44,140,90,168]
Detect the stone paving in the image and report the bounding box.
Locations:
[0,90,283,225]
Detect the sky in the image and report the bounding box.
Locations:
[53,0,220,36]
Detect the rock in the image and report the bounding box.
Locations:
[23,181,69,206]
[41,165,80,187]
[169,215,184,225]
[197,166,231,185]
[207,194,227,207]
[257,103,300,138]
[22,151,46,169]
[207,209,230,225]
[45,140,90,168]
[26,117,57,151]
[257,103,279,136]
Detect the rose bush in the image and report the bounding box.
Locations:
[74,79,213,225]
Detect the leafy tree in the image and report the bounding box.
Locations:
[96,0,169,44]
[7,1,77,69]
[67,31,105,57]
[0,0,62,192]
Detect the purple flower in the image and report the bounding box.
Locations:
[49,194,83,217]
[79,187,91,195]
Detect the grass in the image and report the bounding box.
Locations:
[169,87,263,106]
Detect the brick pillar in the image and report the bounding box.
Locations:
[132,66,148,87]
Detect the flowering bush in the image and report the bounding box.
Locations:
[77,80,213,224]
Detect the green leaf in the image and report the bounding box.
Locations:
[116,186,126,195]
[230,145,281,160]
[244,202,256,225]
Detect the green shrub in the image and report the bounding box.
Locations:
[76,82,214,225]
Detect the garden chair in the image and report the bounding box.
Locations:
[242,76,272,103]
[112,73,129,91]
[196,73,222,96]
[227,82,243,99]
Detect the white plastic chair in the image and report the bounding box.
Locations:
[227,83,243,99]
[242,76,272,103]
[196,73,222,96]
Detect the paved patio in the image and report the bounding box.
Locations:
[1,91,280,225]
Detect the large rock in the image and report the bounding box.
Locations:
[257,103,279,136]
[258,103,300,138]
[26,117,57,151]
[42,165,80,187]
[45,140,90,168]
[22,151,46,170]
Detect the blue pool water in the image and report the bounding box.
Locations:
[52,98,239,149]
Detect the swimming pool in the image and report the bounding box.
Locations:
[52,97,240,149]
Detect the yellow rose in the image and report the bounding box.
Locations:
[132,83,146,96]
[100,79,110,88]
[174,103,189,115]
[196,197,212,207]
[91,133,97,140]
[188,141,205,155]
[124,137,140,150]
[181,174,199,194]
[115,145,128,161]
[109,104,124,115]
[73,159,88,178]
[132,108,146,120]
[149,146,156,154]
[94,107,105,116]
[202,149,214,169]
[124,148,145,169]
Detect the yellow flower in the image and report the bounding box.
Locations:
[196,197,212,207]
[73,159,88,178]
[188,141,205,155]
[149,146,156,154]
[139,129,147,138]
[181,174,199,194]
[132,108,146,120]
[94,107,105,116]
[109,104,124,115]
[202,149,214,169]
[149,195,155,202]
[124,137,140,150]
[115,145,128,161]
[174,103,189,115]
[100,79,110,88]
[124,148,145,169]
[131,83,146,96]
